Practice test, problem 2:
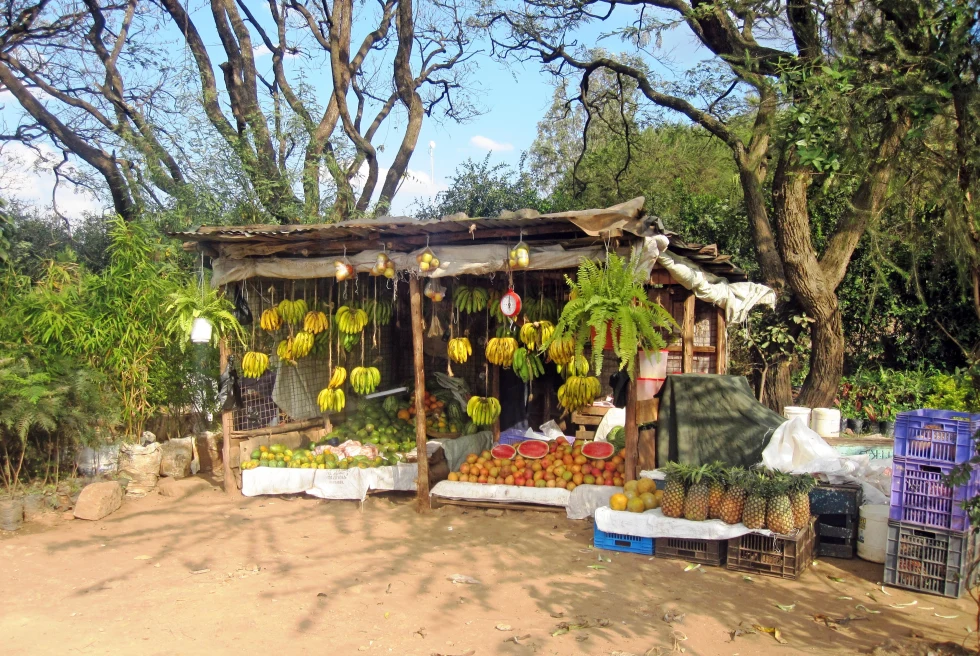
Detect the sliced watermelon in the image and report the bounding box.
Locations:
[516,440,549,459]
[490,443,516,460]
[581,440,616,460]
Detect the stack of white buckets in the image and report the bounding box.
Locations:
[780,405,888,563]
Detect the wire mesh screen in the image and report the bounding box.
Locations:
[228,275,401,432]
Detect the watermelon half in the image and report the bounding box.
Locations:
[516,440,549,459]
[581,441,616,460]
[490,444,516,460]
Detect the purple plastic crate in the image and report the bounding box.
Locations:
[894,409,980,465]
[889,458,980,532]
[498,429,528,446]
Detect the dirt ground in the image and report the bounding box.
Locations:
[1,481,977,656]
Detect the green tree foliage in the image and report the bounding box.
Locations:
[413,156,553,219]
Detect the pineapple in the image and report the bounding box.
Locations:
[741,473,768,530]
[707,462,726,520]
[766,474,796,535]
[683,464,712,521]
[718,467,747,525]
[789,474,816,529]
[661,463,687,518]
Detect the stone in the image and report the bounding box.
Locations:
[157,477,213,499]
[73,482,123,521]
[159,437,194,479]
[485,509,504,518]
[141,431,157,445]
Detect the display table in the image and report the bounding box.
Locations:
[594,506,772,540]
[431,480,571,511]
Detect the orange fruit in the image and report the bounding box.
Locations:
[627,497,646,513]
[609,493,629,511]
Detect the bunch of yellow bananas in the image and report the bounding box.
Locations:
[557,375,602,412]
[350,366,380,394]
[558,354,590,378]
[242,351,269,378]
[513,347,544,383]
[547,334,575,365]
[278,299,308,325]
[303,310,329,334]
[276,337,295,363]
[447,337,472,363]
[519,320,554,350]
[486,336,518,367]
[327,366,347,389]
[336,305,369,334]
[317,387,346,413]
[466,396,501,425]
[453,286,489,313]
[292,331,314,358]
[260,308,282,331]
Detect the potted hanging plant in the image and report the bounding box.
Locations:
[545,250,676,379]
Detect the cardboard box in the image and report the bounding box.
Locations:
[638,427,657,471]
[637,399,659,425]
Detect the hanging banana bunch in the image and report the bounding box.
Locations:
[336,305,369,333]
[342,332,360,352]
[317,387,346,413]
[518,320,554,350]
[303,310,329,334]
[311,329,331,356]
[292,330,314,358]
[546,334,575,365]
[327,366,347,389]
[453,286,489,314]
[512,347,545,383]
[276,337,295,364]
[260,307,282,331]
[466,396,501,426]
[278,298,308,325]
[447,337,472,364]
[487,290,507,323]
[558,354,590,378]
[350,366,381,394]
[485,336,518,367]
[242,351,269,378]
[557,375,602,412]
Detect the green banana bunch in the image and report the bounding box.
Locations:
[336,305,369,333]
[466,396,501,426]
[342,332,360,352]
[327,366,347,389]
[356,299,393,326]
[350,366,381,394]
[311,329,330,356]
[242,351,269,378]
[447,337,472,363]
[485,336,518,367]
[278,299,308,325]
[546,334,575,365]
[487,290,507,323]
[303,310,329,335]
[557,375,602,412]
[453,286,489,314]
[260,308,282,331]
[512,347,545,383]
[523,298,559,323]
[292,330,314,358]
[317,387,346,413]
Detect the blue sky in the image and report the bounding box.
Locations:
[0,3,706,220]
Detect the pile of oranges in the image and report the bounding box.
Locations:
[395,389,444,420]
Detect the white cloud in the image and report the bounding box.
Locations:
[349,162,447,214]
[0,142,105,218]
[470,135,514,152]
[252,43,300,59]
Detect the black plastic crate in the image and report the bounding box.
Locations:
[884,521,980,598]
[810,483,863,516]
[816,514,857,559]
[655,537,727,566]
[727,518,816,579]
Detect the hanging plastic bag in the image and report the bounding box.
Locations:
[424,279,446,302]
[508,238,530,269]
[217,355,243,411]
[609,370,629,408]
[233,283,253,325]
[415,247,441,273]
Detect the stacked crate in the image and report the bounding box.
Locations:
[811,483,863,558]
[885,409,980,597]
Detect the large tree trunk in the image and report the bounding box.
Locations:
[762,358,794,415]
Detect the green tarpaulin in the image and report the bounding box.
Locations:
[656,374,785,467]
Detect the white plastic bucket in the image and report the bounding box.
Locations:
[810,408,841,438]
[857,504,889,563]
[783,406,812,425]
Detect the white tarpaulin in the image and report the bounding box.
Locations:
[656,248,776,323]
[594,506,773,540]
[241,468,317,497]
[566,484,623,520]
[242,462,426,499]
[430,480,571,507]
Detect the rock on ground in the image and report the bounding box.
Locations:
[157,477,213,499]
[73,482,123,520]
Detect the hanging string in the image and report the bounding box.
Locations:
[372,276,379,349]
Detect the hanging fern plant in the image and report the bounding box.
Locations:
[545,250,676,379]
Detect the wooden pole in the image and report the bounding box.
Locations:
[681,293,695,373]
[490,364,501,443]
[218,338,236,496]
[624,376,638,481]
[409,277,431,512]
[715,306,728,374]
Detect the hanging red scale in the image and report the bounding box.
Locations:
[500,289,522,318]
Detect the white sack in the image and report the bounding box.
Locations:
[594,408,625,443]
[566,485,623,520]
[241,468,316,496]
[431,480,570,507]
[595,506,771,540]
[762,417,842,474]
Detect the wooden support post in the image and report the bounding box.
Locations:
[624,376,638,481]
[409,277,431,512]
[681,293,695,373]
[218,338,236,496]
[715,306,727,374]
[490,364,501,443]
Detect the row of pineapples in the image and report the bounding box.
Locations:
[660,463,816,535]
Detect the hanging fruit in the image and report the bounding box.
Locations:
[276,337,295,363]
[317,387,346,413]
[242,351,270,378]
[448,337,472,363]
[424,279,446,302]
[350,366,381,394]
[415,247,441,273]
[278,299,307,325]
[486,336,518,367]
[466,396,501,425]
[519,320,554,350]
[557,375,602,412]
[327,366,347,388]
[336,305,369,333]
[259,307,282,331]
[453,286,488,313]
[508,241,530,269]
[372,252,396,278]
[292,331,314,358]
[303,310,329,334]
[334,259,355,281]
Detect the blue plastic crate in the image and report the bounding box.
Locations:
[894,409,980,465]
[889,458,980,532]
[593,525,655,555]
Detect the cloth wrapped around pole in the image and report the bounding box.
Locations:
[656,374,784,467]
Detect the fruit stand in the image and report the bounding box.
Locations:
[174,197,772,510]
